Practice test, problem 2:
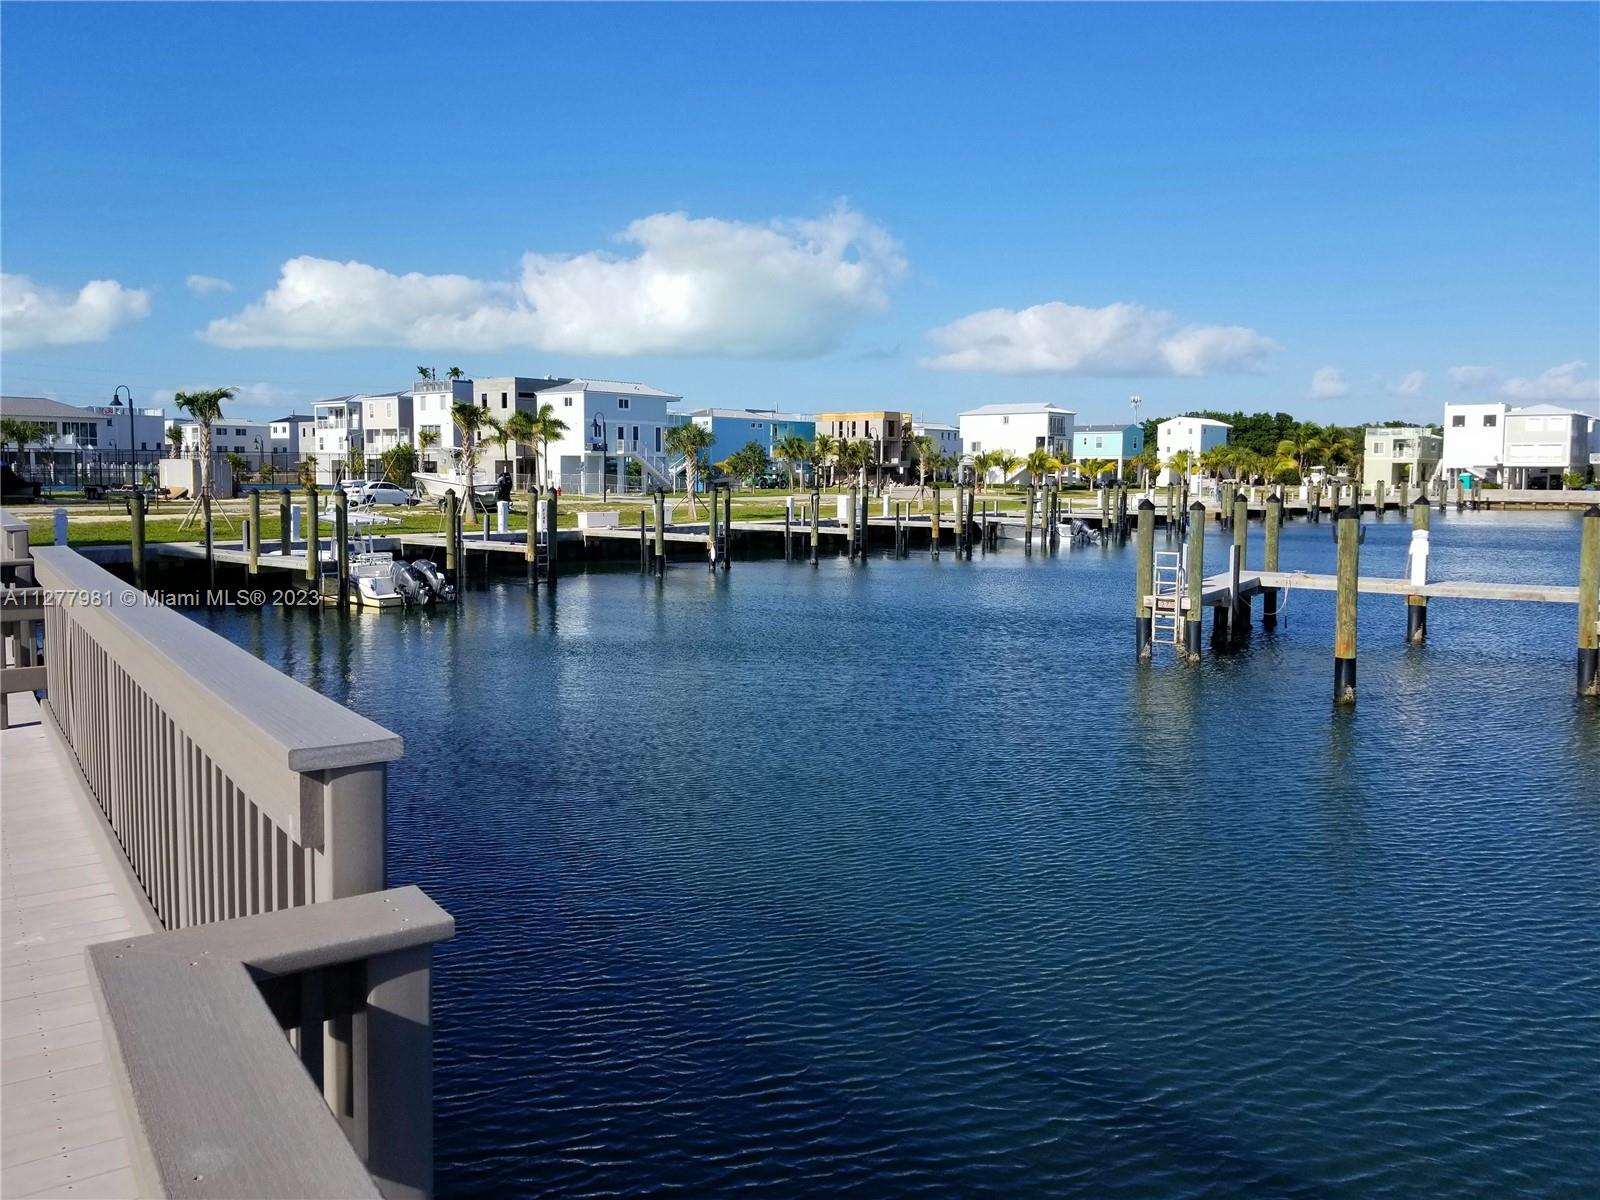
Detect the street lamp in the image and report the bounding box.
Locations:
[112,385,134,487]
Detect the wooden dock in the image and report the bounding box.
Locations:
[2,689,149,1200]
[1155,569,1583,611]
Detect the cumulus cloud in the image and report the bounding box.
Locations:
[0,273,151,350]
[1309,366,1348,399]
[1501,361,1600,405]
[152,381,303,416]
[1393,370,1427,396]
[185,274,233,295]
[202,205,905,357]
[1448,364,1499,390]
[921,301,1276,377]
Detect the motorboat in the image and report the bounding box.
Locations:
[349,552,408,608]
[411,471,498,505]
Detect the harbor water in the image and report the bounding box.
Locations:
[195,508,1599,1199]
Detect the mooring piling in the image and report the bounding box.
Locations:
[809,488,821,567]
[1232,490,1250,636]
[654,489,667,576]
[1025,485,1036,554]
[1135,499,1156,660]
[1263,491,1281,625]
[931,483,942,559]
[1185,501,1205,660]
[1407,498,1431,643]
[639,510,648,572]
[278,488,291,556]
[525,488,538,582]
[129,491,147,589]
[784,499,793,562]
[334,488,349,606]
[545,492,558,585]
[1578,506,1599,696]
[245,490,259,578]
[708,485,721,569]
[304,485,320,584]
[445,490,459,580]
[1334,507,1360,704]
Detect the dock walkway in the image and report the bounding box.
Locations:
[2,689,149,1200]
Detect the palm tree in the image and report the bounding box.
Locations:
[417,365,432,381]
[166,422,186,458]
[1134,443,1159,487]
[773,433,811,489]
[995,451,1022,489]
[446,366,464,381]
[451,402,506,525]
[174,387,236,516]
[972,449,1000,489]
[1199,446,1229,480]
[503,410,536,490]
[1023,447,1059,485]
[810,433,838,488]
[0,417,41,466]
[298,455,318,489]
[224,452,249,495]
[417,428,440,472]
[379,443,418,485]
[531,403,569,491]
[911,434,935,501]
[665,422,714,517]
[837,439,874,490]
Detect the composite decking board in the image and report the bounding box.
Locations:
[1,689,151,1200]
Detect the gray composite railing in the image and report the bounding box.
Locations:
[19,542,451,1200]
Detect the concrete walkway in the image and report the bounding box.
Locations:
[3,688,151,1199]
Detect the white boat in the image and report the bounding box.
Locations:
[349,552,406,608]
[411,471,498,503]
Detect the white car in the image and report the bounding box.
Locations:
[352,481,418,507]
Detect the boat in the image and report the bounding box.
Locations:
[411,471,498,505]
[349,552,408,608]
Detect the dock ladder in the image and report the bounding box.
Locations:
[1152,550,1184,646]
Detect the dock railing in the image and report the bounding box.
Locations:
[18,539,451,1200]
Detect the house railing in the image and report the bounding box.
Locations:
[20,541,451,1199]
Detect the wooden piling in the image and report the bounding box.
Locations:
[784,502,793,562]
[1399,480,1409,511]
[1334,508,1359,704]
[639,510,648,572]
[544,493,558,584]
[525,489,538,582]
[279,488,292,555]
[1185,501,1205,660]
[809,489,820,567]
[444,491,458,578]
[1578,506,1599,696]
[1374,480,1386,514]
[930,483,941,558]
[1407,498,1430,643]
[1263,491,1281,624]
[334,487,349,607]
[708,485,721,569]
[1232,490,1250,634]
[723,485,733,570]
[246,490,260,576]
[304,485,319,584]
[1025,484,1035,553]
[655,489,667,575]
[1135,499,1156,659]
[130,491,147,589]
[1100,483,1110,532]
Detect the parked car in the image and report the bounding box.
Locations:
[351,481,419,507]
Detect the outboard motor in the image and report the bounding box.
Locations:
[410,558,456,602]
[389,561,427,607]
[1068,519,1095,548]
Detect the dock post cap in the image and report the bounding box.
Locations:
[1411,495,1431,507]
[1188,500,1206,513]
[1585,504,1600,517]
[1137,498,1155,511]
[1337,506,1361,521]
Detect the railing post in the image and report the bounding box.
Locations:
[362,945,437,1200]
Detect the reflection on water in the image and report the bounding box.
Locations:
[195,510,1599,1199]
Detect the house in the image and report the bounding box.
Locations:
[667,407,817,473]
[912,419,962,464]
[1501,405,1596,487]
[1363,427,1442,487]
[0,395,168,473]
[177,417,273,458]
[1440,402,1509,483]
[309,397,364,481]
[535,378,680,493]
[411,377,475,467]
[957,404,1074,475]
[1071,423,1145,468]
[814,410,915,479]
[1155,416,1231,465]
[268,414,315,461]
[359,391,413,465]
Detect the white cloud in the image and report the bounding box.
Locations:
[185,274,233,295]
[1448,364,1499,390]
[1501,361,1600,405]
[152,381,303,417]
[202,205,905,357]
[1393,370,1427,396]
[1309,366,1348,399]
[0,273,151,350]
[921,300,1276,376]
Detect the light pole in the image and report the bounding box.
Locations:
[1126,394,1141,484]
[112,385,134,487]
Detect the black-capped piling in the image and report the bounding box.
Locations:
[1334,507,1360,704]
[1407,497,1430,643]
[1185,500,1205,660]
[1263,490,1281,625]
[1135,499,1156,659]
[1578,506,1599,696]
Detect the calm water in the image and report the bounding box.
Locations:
[196,509,1600,1199]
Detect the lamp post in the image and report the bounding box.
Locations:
[112,385,134,487]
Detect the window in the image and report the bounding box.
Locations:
[1483,415,1497,427]
[1451,415,1466,427]
[480,393,487,404]
[564,397,573,407]
[632,426,639,444]
[1002,415,1010,425]
[1372,442,1386,454]
[886,419,896,436]
[971,441,982,452]
[1036,436,1045,448]
[618,397,630,410]
[500,392,508,408]
[851,421,858,437]
[655,428,662,452]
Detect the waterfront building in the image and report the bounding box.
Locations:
[1501,405,1597,487]
[958,404,1074,478]
[1441,402,1509,483]
[1071,422,1145,469]
[1362,426,1442,487]
[360,391,414,465]
[1155,416,1231,464]
[814,410,915,479]
[0,394,167,469]
[177,416,273,457]
[412,377,476,466]
[913,419,962,462]
[668,406,817,468]
[310,395,364,463]
[268,413,315,460]
[536,377,679,493]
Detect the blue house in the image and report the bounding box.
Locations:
[666,407,817,484]
[1071,422,1144,463]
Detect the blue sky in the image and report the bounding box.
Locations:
[3,2,1597,426]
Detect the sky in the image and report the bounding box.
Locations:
[2,2,1597,428]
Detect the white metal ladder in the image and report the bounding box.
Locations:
[1152,551,1184,645]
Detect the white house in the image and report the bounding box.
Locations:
[0,394,167,476]
[360,391,413,462]
[957,404,1073,480]
[411,378,475,466]
[177,417,272,457]
[537,377,680,493]
[913,419,962,462]
[1441,402,1509,483]
[1156,416,1231,464]
[310,396,363,462]
[1501,405,1596,487]
[268,414,315,461]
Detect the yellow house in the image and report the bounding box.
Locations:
[815,410,914,475]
